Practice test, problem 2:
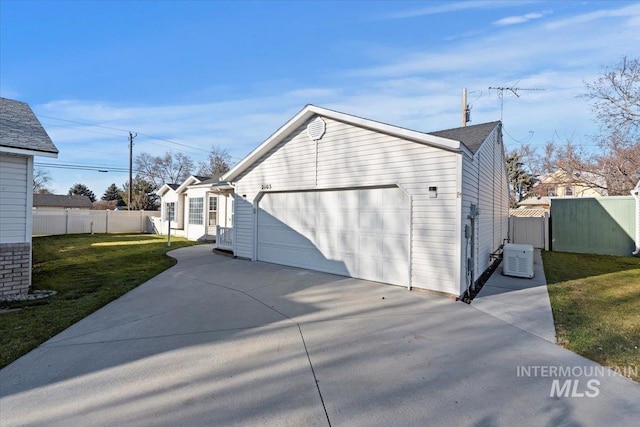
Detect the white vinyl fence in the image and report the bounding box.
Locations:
[33,209,161,236]
[509,214,549,250]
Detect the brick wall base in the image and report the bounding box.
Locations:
[0,242,31,297]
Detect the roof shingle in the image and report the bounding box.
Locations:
[0,97,59,155]
[33,194,93,208]
[429,121,501,154]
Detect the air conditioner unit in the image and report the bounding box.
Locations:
[502,243,534,278]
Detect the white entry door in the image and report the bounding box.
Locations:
[257,187,410,286]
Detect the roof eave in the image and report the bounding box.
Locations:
[175,176,202,194]
[0,145,59,158]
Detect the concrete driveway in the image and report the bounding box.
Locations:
[1,244,639,426]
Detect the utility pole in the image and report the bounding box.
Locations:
[488,86,545,120]
[461,88,471,127]
[128,131,137,210]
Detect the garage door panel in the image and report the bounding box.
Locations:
[257,187,409,287]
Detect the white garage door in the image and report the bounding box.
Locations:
[257,187,410,286]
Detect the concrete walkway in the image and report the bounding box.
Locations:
[1,244,639,426]
[473,249,557,342]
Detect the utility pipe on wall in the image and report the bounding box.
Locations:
[632,181,640,255]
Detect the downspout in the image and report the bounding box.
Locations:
[632,183,640,256]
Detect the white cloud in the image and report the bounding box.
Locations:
[381,0,535,20]
[545,2,640,29]
[493,12,546,26]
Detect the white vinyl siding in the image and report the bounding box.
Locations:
[0,154,29,243]
[460,127,509,288]
[234,117,461,294]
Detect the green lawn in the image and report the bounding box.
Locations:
[543,251,640,382]
[0,233,199,369]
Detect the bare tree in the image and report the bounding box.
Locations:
[584,56,640,137]
[198,146,231,177]
[33,168,52,194]
[542,57,640,196]
[135,151,194,188]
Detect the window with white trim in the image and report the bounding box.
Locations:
[189,197,203,225]
[208,196,218,226]
[166,202,175,221]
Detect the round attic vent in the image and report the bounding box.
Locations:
[307,117,326,141]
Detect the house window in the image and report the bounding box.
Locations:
[208,196,218,226]
[166,202,175,221]
[565,186,573,196]
[189,197,203,225]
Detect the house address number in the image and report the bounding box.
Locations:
[261,184,272,190]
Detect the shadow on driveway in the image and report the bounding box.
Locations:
[1,245,639,426]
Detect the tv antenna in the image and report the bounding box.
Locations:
[488,86,545,120]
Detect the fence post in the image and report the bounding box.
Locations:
[106,210,109,234]
[65,209,69,235]
[544,212,550,251]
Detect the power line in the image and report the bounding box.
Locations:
[38,114,211,153]
[35,162,136,173]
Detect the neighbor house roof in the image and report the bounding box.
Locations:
[0,97,59,157]
[509,208,547,217]
[429,121,501,154]
[223,105,502,182]
[33,194,93,209]
[517,196,550,207]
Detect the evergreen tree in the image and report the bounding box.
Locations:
[68,183,97,202]
[102,183,126,206]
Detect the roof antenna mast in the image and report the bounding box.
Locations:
[488,86,545,120]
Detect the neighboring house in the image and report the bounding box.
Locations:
[0,97,59,297]
[32,194,93,210]
[517,196,551,210]
[533,169,606,198]
[157,174,233,241]
[221,105,508,297]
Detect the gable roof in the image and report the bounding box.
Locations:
[0,97,59,157]
[175,175,209,194]
[429,121,501,154]
[188,173,224,187]
[33,194,92,208]
[223,104,499,182]
[156,183,180,197]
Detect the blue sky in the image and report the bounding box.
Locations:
[2,0,639,196]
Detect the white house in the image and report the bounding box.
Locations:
[157,174,234,242]
[221,105,509,297]
[0,97,59,297]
